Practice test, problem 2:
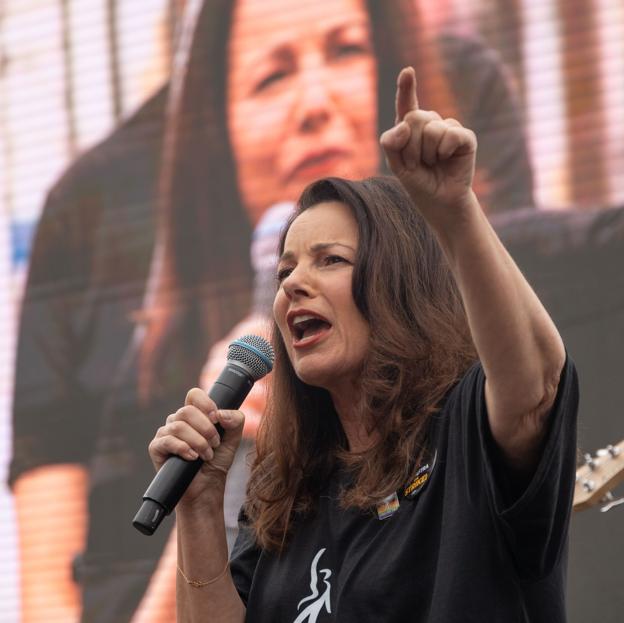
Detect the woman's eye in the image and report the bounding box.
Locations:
[324,255,346,266]
[276,267,292,282]
[255,69,288,93]
[336,43,367,57]
[330,38,371,61]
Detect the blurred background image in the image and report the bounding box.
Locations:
[0,0,623,621]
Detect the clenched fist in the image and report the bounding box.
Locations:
[148,388,245,507]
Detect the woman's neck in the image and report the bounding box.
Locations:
[331,388,378,454]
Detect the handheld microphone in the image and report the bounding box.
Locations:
[132,334,274,535]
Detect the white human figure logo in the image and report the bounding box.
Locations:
[293,548,332,623]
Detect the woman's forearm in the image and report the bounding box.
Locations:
[147,390,248,621]
[175,500,245,623]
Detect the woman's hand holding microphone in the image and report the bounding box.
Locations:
[148,389,245,509]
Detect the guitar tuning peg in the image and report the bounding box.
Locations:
[597,445,620,458]
[583,453,597,470]
[600,491,624,513]
[582,479,595,492]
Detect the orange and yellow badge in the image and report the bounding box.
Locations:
[403,450,437,499]
[376,492,400,520]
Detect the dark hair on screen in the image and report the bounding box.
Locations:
[138,0,457,404]
[246,176,477,552]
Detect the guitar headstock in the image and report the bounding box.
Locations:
[574,440,624,512]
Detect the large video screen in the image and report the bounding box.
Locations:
[1,1,622,621]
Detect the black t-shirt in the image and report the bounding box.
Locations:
[230,357,578,622]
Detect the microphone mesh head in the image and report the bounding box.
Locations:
[227,334,274,380]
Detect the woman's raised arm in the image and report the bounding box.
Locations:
[381,67,566,474]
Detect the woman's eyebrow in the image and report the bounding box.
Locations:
[278,242,355,263]
[310,242,356,253]
[326,19,372,40]
[278,250,295,264]
[241,18,371,70]
[237,41,292,78]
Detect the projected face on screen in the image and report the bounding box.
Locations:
[227,0,380,224]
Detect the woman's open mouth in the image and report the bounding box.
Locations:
[290,314,332,347]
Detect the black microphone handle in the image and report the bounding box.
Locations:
[132,363,254,535]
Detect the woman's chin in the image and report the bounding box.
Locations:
[293,364,334,391]
[294,364,355,397]
[296,370,329,390]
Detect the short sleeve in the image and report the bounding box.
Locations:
[9,179,98,484]
[229,510,262,606]
[451,355,579,580]
[9,88,165,487]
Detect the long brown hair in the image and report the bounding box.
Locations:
[246,176,477,551]
[137,0,459,405]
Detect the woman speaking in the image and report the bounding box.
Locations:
[148,67,577,621]
[10,0,537,620]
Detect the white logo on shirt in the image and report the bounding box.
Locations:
[293,547,332,623]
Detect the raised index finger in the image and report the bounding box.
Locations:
[395,66,419,124]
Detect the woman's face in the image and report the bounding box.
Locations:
[273,201,369,395]
[227,0,379,225]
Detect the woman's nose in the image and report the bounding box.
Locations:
[282,265,313,299]
[296,58,334,133]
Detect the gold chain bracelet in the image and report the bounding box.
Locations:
[177,560,229,588]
